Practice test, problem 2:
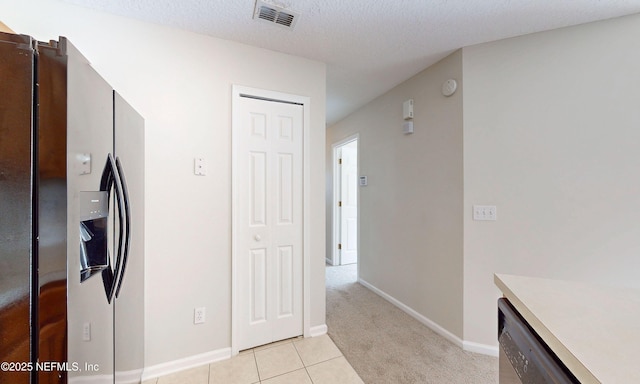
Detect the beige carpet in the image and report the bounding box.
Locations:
[326,264,498,384]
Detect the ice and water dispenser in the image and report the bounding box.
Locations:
[79,191,109,282]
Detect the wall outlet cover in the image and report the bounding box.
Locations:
[194,307,206,324]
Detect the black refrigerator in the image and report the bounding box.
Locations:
[0,33,144,384]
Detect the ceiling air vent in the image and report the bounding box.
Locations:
[253,0,300,30]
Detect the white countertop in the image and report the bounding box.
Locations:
[495,274,640,384]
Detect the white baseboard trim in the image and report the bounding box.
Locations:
[68,374,112,384]
[463,340,499,357]
[358,278,464,349]
[309,324,328,337]
[68,368,143,384]
[141,348,231,382]
[326,257,336,266]
[115,368,145,384]
[357,278,497,357]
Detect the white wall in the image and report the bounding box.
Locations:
[462,13,640,347]
[2,0,326,370]
[327,12,640,354]
[327,50,464,339]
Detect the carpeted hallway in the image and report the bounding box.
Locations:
[326,264,498,384]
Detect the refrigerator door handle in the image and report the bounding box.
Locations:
[114,156,130,298]
[99,153,127,303]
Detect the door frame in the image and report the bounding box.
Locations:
[331,134,359,266]
[231,85,311,356]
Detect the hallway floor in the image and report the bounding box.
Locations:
[326,263,498,383]
[142,335,363,384]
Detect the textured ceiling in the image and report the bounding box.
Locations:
[62,0,640,125]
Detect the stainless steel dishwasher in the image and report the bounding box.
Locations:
[498,298,579,384]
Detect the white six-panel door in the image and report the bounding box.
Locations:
[235,96,303,351]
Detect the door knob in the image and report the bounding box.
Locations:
[254,235,261,241]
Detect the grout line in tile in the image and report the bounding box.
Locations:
[260,367,312,384]
[292,340,303,361]
[254,347,270,382]
[253,336,305,382]
[304,354,346,369]
[292,340,316,384]
[304,366,313,384]
[251,348,260,383]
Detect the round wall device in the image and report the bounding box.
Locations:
[442,79,457,97]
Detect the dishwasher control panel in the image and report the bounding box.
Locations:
[498,298,579,384]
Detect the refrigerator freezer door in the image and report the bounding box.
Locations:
[65,37,115,382]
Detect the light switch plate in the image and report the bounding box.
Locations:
[77,153,91,175]
[473,205,497,221]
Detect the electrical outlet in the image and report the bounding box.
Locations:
[83,322,91,341]
[194,307,206,324]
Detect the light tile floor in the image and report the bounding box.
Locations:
[143,335,364,384]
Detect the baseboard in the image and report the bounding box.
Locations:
[141,348,231,381]
[357,278,464,349]
[357,278,497,357]
[68,368,143,384]
[115,368,145,384]
[309,324,328,337]
[68,375,112,384]
[325,257,336,266]
[463,340,499,357]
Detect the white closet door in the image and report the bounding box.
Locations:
[236,96,303,350]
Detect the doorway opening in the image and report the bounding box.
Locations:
[331,136,358,267]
